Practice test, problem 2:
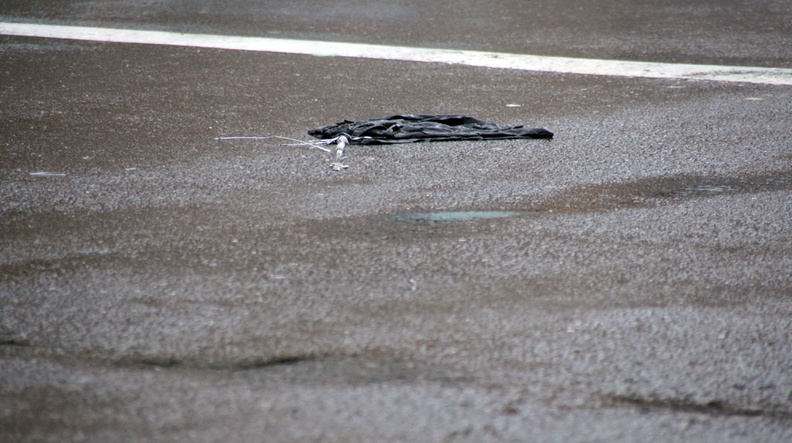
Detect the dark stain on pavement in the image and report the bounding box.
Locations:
[0,337,31,347]
[0,252,128,282]
[514,168,792,214]
[606,393,792,421]
[117,353,323,371]
[109,352,472,385]
[389,169,792,227]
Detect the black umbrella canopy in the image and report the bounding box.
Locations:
[309,114,553,144]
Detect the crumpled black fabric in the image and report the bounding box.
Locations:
[308,114,553,144]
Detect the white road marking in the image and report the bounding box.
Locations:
[2,22,792,86]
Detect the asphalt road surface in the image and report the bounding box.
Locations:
[1,1,791,442]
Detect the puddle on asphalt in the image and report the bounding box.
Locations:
[514,168,792,214]
[285,169,792,245]
[394,211,520,223]
[648,172,791,199]
[390,169,791,226]
[375,169,792,239]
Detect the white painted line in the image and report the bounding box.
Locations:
[2,22,792,86]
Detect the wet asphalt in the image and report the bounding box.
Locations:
[1,1,792,442]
